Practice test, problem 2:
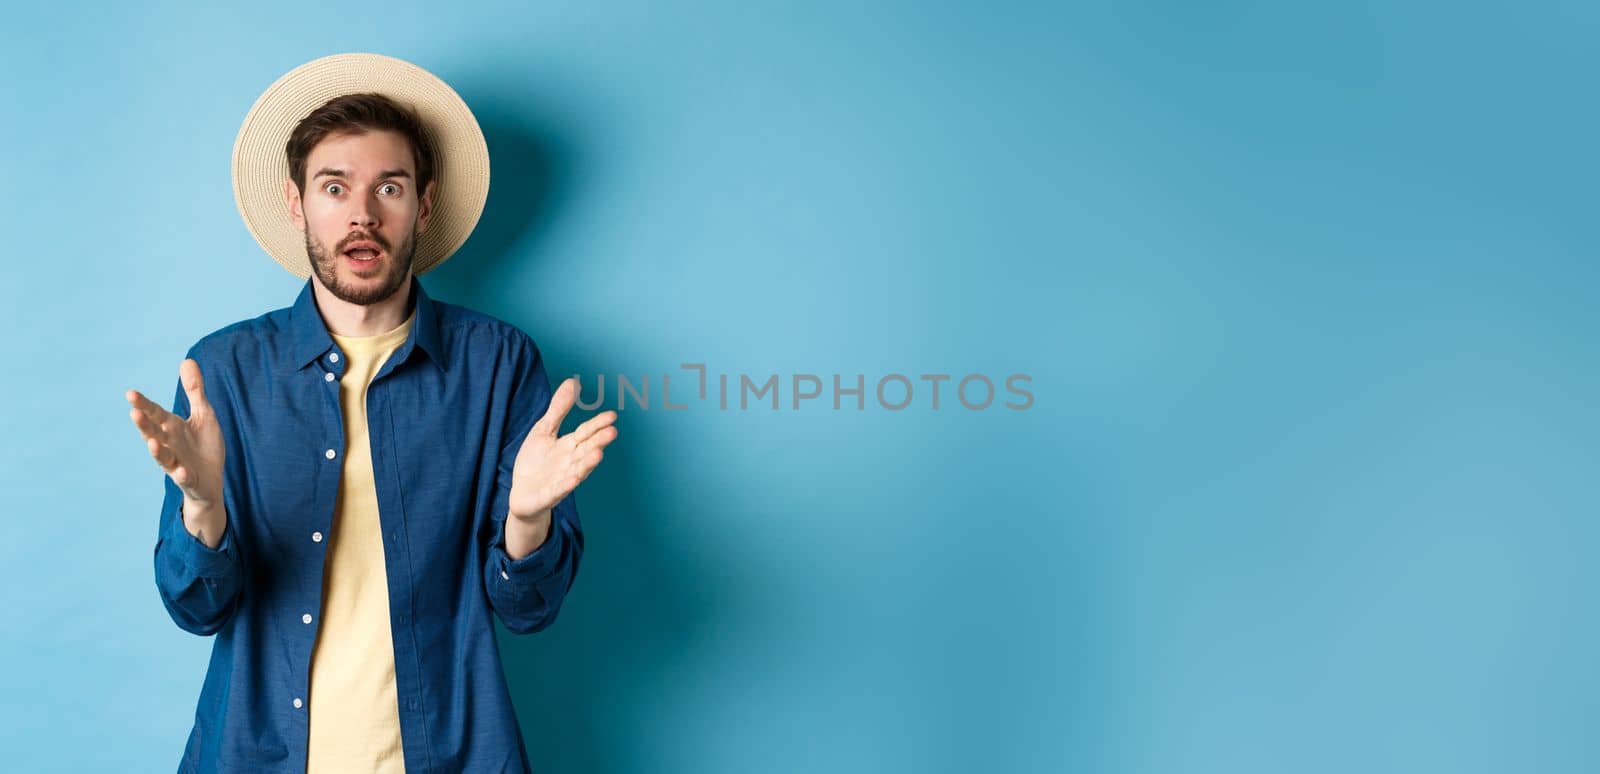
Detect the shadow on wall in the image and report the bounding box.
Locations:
[425,99,725,774]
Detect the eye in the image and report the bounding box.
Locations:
[324,182,344,195]
[379,182,401,196]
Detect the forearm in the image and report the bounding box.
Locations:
[485,497,581,635]
[504,508,552,561]
[157,483,243,636]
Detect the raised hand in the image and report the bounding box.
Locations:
[126,359,228,532]
[508,377,618,522]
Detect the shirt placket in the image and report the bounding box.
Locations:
[368,354,433,772]
[290,347,348,762]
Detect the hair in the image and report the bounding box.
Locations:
[285,92,437,199]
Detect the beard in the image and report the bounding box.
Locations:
[305,222,417,306]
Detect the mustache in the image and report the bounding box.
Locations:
[337,233,390,252]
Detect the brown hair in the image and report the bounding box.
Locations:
[285,92,437,199]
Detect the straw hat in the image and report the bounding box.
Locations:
[231,52,489,279]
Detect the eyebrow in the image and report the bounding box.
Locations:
[311,168,413,181]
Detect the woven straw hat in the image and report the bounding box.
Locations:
[231,52,489,279]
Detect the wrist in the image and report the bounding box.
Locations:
[181,498,228,549]
[504,508,552,561]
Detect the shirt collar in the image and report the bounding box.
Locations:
[285,273,446,374]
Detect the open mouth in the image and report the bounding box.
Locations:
[342,242,385,269]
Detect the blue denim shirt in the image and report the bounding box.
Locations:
[153,274,583,773]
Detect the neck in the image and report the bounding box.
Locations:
[311,274,414,337]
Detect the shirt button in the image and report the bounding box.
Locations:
[293,698,303,709]
[324,372,335,382]
[302,613,313,624]
[325,448,337,460]
[312,531,323,543]
[328,352,339,363]
[500,569,510,580]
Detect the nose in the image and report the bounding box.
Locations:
[348,192,379,229]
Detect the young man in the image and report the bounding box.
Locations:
[123,53,617,773]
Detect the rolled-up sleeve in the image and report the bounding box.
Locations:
[483,334,586,635]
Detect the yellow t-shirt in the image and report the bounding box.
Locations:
[306,306,416,773]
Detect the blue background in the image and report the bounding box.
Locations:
[2,1,1595,772]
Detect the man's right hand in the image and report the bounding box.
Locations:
[127,358,228,546]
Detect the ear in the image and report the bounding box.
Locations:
[416,178,437,234]
[284,177,306,232]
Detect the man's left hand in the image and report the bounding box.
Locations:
[508,377,618,525]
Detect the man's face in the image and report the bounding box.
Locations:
[285,129,436,306]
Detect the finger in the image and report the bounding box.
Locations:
[130,405,174,446]
[126,389,175,428]
[571,425,618,459]
[146,435,179,474]
[180,359,212,417]
[566,443,604,474]
[570,448,604,484]
[531,378,579,437]
[565,410,618,447]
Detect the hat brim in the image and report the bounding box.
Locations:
[231,52,489,279]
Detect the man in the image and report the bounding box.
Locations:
[123,53,617,773]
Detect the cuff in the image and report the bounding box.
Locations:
[493,514,566,586]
